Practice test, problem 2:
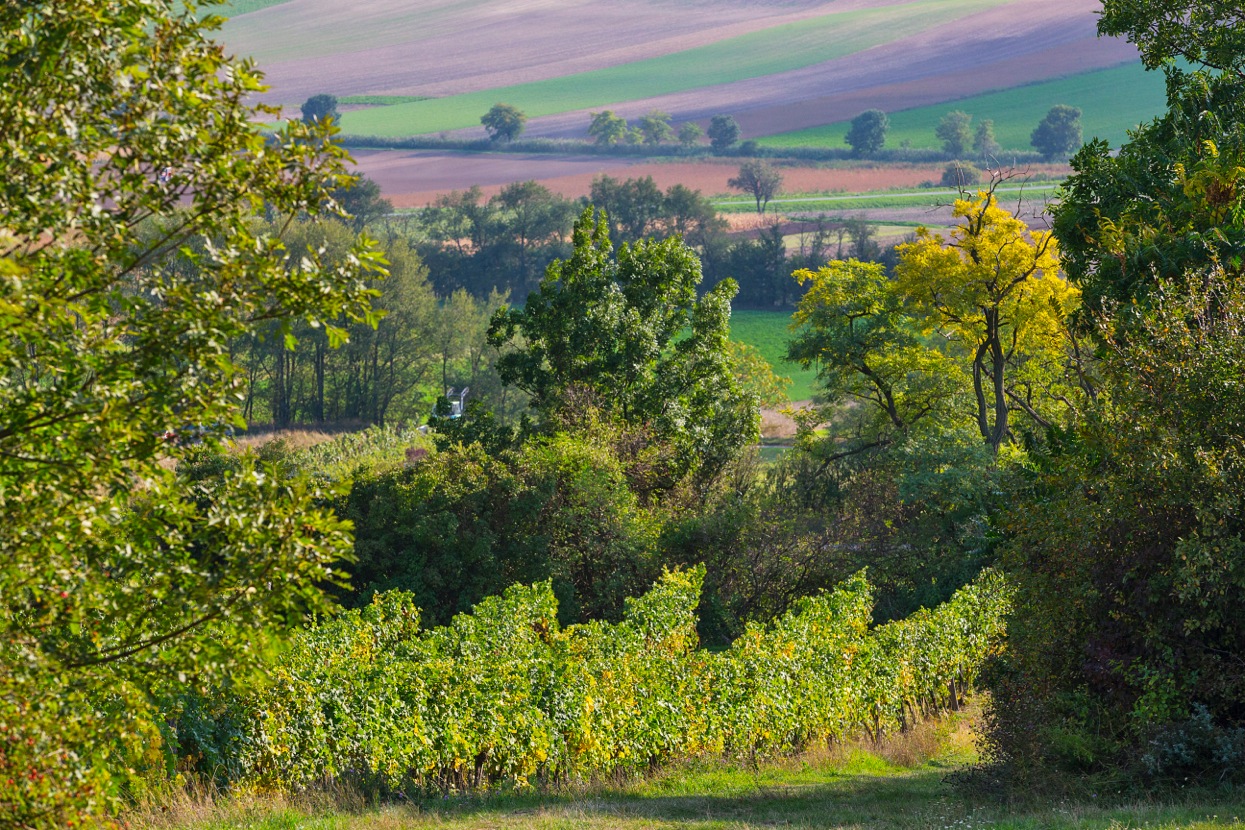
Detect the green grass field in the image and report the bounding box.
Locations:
[759,61,1169,151]
[339,95,431,106]
[221,0,290,16]
[714,182,1064,215]
[337,0,1009,138]
[730,309,818,402]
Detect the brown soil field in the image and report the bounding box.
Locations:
[353,151,1071,209]
[226,0,1134,147]
[504,0,1136,142]
[224,0,845,105]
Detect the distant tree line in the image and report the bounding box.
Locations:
[379,173,898,313]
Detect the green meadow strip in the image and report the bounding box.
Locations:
[760,61,1169,151]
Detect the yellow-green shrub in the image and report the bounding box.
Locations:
[173,567,1008,793]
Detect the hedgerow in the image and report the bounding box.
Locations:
[169,567,1008,793]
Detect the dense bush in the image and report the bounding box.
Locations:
[170,567,1009,793]
[340,433,662,626]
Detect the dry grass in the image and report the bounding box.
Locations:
[233,421,374,453]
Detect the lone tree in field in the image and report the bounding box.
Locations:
[1031,104,1083,160]
[301,93,339,124]
[638,110,674,145]
[588,110,629,146]
[481,102,527,142]
[845,109,889,157]
[729,159,783,214]
[708,114,741,153]
[974,119,1001,157]
[678,122,704,148]
[935,110,973,157]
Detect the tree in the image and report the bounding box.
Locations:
[974,119,1000,157]
[728,159,783,214]
[488,208,758,483]
[993,275,1245,781]
[1030,104,1082,160]
[0,1,381,825]
[481,102,527,142]
[845,109,889,157]
[678,122,704,148]
[589,174,666,243]
[988,9,1245,781]
[330,174,393,230]
[789,259,964,450]
[708,114,741,153]
[300,92,339,124]
[935,110,973,156]
[727,342,791,407]
[1053,74,1245,320]
[940,161,980,189]
[1098,0,1245,72]
[894,183,1080,452]
[588,110,629,146]
[638,109,674,145]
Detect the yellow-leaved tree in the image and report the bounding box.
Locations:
[894,189,1085,452]
[791,177,1092,457]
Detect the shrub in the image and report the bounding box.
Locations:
[170,568,1010,793]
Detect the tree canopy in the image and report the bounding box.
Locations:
[728,160,784,214]
[845,109,889,157]
[1030,104,1083,160]
[1098,0,1245,72]
[0,0,381,823]
[708,115,741,153]
[936,110,973,157]
[986,5,1245,783]
[301,92,340,124]
[638,110,675,145]
[791,179,1084,457]
[488,208,758,483]
[589,110,629,145]
[481,102,527,142]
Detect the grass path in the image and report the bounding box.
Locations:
[142,710,1245,830]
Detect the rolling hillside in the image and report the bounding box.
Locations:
[219,0,1155,147]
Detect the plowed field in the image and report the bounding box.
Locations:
[353,153,1070,208]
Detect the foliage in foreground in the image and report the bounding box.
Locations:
[169,568,1009,795]
[0,0,381,826]
[988,1,1245,784]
